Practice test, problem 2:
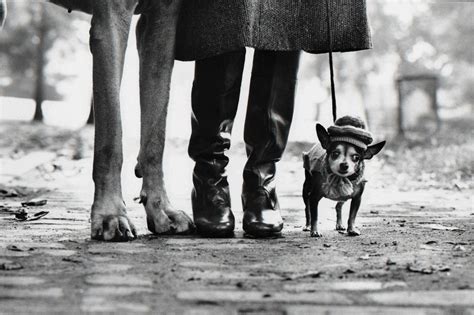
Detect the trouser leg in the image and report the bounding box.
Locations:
[242,50,301,237]
[188,49,246,236]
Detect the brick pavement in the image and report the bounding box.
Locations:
[0,148,473,314]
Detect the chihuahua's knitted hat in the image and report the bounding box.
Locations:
[328,116,373,150]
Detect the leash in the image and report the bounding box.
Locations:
[326,0,337,123]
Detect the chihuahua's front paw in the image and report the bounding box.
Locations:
[335,223,346,231]
[310,230,322,238]
[303,225,311,232]
[347,227,361,236]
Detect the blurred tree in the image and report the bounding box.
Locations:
[305,2,473,128]
[0,1,87,122]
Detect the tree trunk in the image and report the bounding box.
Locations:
[86,96,94,125]
[33,5,47,122]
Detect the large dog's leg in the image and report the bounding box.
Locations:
[135,1,194,234]
[89,0,138,241]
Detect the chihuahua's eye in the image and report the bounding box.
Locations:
[331,151,340,159]
[352,155,360,163]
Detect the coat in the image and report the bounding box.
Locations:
[175,0,372,61]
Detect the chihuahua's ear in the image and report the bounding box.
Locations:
[316,124,330,149]
[364,141,386,160]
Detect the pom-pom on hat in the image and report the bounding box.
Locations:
[328,116,373,150]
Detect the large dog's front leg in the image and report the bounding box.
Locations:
[89,1,138,241]
[135,1,194,235]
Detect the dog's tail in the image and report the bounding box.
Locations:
[0,0,6,29]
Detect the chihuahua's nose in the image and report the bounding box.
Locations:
[340,163,349,172]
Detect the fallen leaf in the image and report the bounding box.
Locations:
[14,210,49,221]
[453,245,466,252]
[0,262,23,270]
[6,245,27,252]
[285,271,322,281]
[29,211,49,221]
[406,264,434,274]
[420,244,442,251]
[453,182,468,191]
[0,187,19,197]
[447,241,468,245]
[21,199,47,207]
[358,254,370,260]
[14,209,28,221]
[421,224,464,232]
[62,257,83,263]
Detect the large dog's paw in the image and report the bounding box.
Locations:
[347,227,361,236]
[147,209,195,235]
[335,223,346,231]
[310,230,323,238]
[141,190,195,235]
[303,225,311,232]
[165,209,195,234]
[91,214,137,242]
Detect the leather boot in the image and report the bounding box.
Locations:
[242,50,301,237]
[189,49,246,237]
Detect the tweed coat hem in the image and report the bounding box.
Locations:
[175,0,372,61]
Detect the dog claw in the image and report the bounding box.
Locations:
[91,214,137,242]
[147,212,173,234]
[147,210,195,235]
[347,227,361,236]
[166,210,195,234]
[310,231,323,238]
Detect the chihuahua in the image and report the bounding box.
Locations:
[302,116,385,237]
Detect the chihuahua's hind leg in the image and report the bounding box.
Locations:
[309,194,323,237]
[302,170,312,231]
[335,201,346,231]
[303,200,311,231]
